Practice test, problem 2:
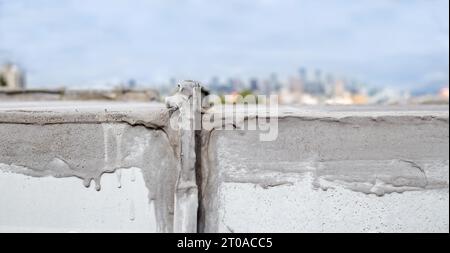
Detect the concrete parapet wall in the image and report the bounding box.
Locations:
[0,101,448,232]
[200,106,449,232]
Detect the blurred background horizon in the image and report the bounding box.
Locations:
[0,0,449,105]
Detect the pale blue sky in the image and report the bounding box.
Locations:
[0,0,448,89]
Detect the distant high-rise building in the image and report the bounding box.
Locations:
[0,63,26,89]
[209,76,220,91]
[324,74,335,96]
[269,73,281,93]
[326,74,334,85]
[314,69,322,83]
[249,78,259,92]
[127,79,137,89]
[225,78,235,92]
[298,68,307,82]
[303,68,325,95]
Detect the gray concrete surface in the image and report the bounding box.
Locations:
[200,105,449,232]
[0,102,448,232]
[0,102,178,232]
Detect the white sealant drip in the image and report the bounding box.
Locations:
[129,199,136,221]
[102,123,127,190]
[131,168,136,183]
[116,170,122,189]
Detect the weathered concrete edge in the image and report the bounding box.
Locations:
[197,107,449,233]
[0,108,169,129]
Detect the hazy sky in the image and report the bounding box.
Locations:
[0,0,448,89]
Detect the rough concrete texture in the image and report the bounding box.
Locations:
[0,101,170,128]
[200,105,449,232]
[0,102,178,232]
[0,102,449,233]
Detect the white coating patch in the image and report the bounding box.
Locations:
[217,174,449,233]
[0,168,156,232]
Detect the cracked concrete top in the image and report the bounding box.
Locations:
[0,101,170,128]
[0,101,448,126]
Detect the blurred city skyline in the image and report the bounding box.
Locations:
[0,0,449,91]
